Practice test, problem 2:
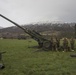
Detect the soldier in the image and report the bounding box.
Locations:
[52,38,57,51]
[50,37,53,51]
[70,38,75,51]
[62,38,69,52]
[55,37,60,50]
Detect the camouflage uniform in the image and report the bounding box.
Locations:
[52,38,57,51]
[56,37,60,50]
[63,38,69,51]
[70,38,75,50]
[50,37,53,50]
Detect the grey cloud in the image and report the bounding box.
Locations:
[0,0,76,27]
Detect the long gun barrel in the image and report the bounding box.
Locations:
[0,14,51,49]
[0,14,47,40]
[0,14,43,38]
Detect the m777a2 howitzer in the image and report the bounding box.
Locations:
[0,14,51,50]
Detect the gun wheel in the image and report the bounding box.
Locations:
[43,41,51,50]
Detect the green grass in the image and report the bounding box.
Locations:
[0,39,76,75]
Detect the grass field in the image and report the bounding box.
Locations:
[0,39,76,75]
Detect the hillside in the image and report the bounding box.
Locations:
[0,23,75,39]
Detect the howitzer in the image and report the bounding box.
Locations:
[0,14,51,50]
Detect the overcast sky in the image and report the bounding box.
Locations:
[0,0,76,27]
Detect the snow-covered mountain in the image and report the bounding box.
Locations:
[0,26,3,29]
